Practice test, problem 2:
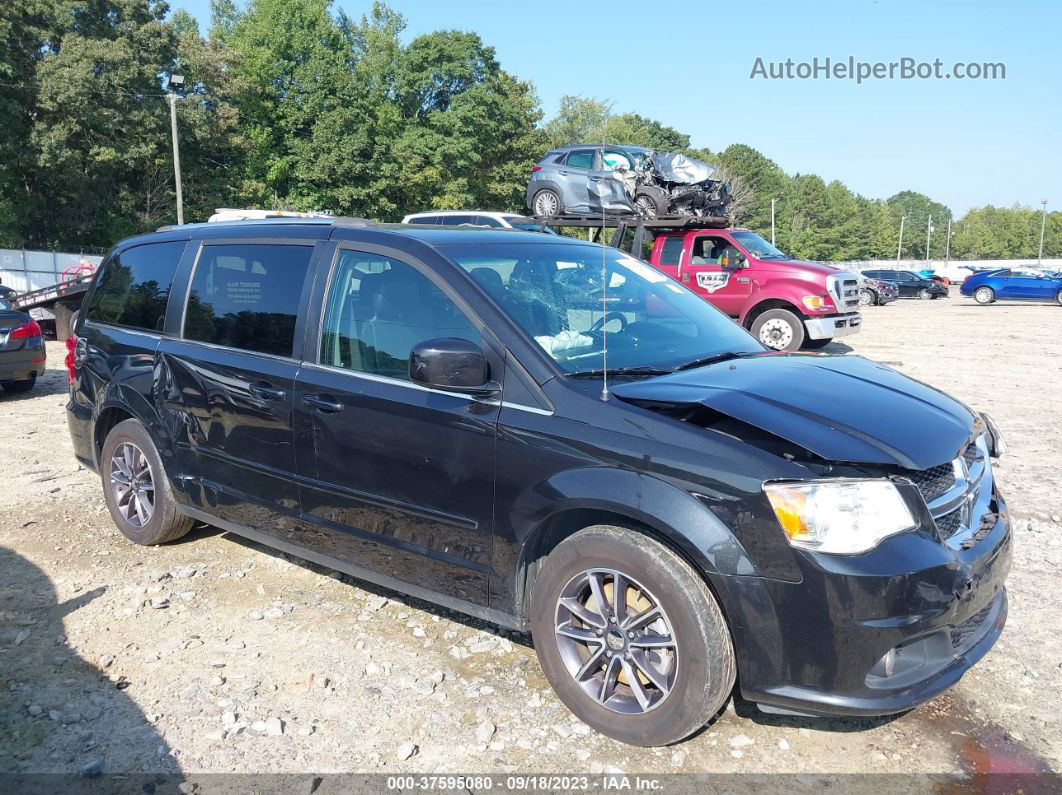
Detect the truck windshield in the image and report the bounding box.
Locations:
[732,230,788,259]
[444,242,763,375]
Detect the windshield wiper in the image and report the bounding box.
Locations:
[566,366,672,379]
[672,351,760,371]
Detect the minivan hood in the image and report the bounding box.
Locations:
[610,354,976,470]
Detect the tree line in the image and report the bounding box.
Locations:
[2,0,1058,262]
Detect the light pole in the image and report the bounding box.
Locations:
[168,74,185,225]
[770,198,777,246]
[896,214,906,264]
[1038,200,1048,266]
[944,217,952,264]
[925,216,933,262]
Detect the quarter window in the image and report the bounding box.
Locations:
[86,241,186,331]
[319,250,479,381]
[658,236,684,265]
[182,243,314,357]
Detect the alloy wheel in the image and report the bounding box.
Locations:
[918,288,932,300]
[635,196,658,219]
[858,289,873,306]
[758,318,793,349]
[554,568,678,714]
[975,287,994,304]
[534,191,559,217]
[109,442,155,527]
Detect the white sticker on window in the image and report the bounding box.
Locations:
[695,271,731,293]
[616,257,667,283]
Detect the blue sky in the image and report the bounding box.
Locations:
[174,0,1061,215]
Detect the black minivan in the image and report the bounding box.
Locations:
[67,218,1011,746]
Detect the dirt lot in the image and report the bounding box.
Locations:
[1,295,1060,785]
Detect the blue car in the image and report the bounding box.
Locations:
[960,267,1062,305]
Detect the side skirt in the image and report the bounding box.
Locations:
[177,505,524,632]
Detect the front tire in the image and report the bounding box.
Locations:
[918,287,932,300]
[634,187,669,219]
[530,526,735,746]
[1,375,36,393]
[1055,289,1061,306]
[532,188,562,217]
[858,288,876,307]
[974,286,995,305]
[101,419,194,546]
[750,308,805,351]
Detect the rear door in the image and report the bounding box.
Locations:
[291,242,500,606]
[157,237,321,530]
[684,233,754,316]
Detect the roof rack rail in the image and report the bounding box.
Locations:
[332,216,375,227]
[156,225,175,232]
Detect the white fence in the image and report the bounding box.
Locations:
[0,249,105,293]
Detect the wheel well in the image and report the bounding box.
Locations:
[742,299,803,329]
[94,406,134,459]
[517,509,709,626]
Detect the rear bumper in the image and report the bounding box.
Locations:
[66,397,97,471]
[0,342,47,381]
[718,488,1012,717]
[804,312,861,340]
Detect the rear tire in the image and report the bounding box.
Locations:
[1,375,36,393]
[974,286,995,305]
[532,188,562,217]
[1055,289,1061,306]
[530,525,735,746]
[750,308,805,352]
[101,419,194,546]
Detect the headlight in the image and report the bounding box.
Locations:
[801,295,831,310]
[763,479,916,554]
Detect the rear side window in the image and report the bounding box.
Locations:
[183,243,314,357]
[564,149,596,169]
[658,236,684,265]
[437,215,475,226]
[87,241,186,331]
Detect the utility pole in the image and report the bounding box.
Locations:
[944,217,952,264]
[896,215,906,264]
[925,216,933,262]
[770,198,777,246]
[168,74,185,225]
[1039,200,1048,266]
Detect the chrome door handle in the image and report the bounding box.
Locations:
[302,394,343,413]
[249,383,286,401]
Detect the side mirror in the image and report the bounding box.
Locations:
[409,338,499,396]
[721,252,746,270]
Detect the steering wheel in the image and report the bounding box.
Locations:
[590,312,628,334]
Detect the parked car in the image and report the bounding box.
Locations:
[644,228,861,350]
[67,219,1011,747]
[526,144,730,219]
[923,263,976,285]
[402,210,555,233]
[0,283,17,300]
[858,276,898,306]
[960,268,1062,305]
[861,269,949,299]
[0,299,46,393]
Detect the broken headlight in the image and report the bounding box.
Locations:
[763,479,916,555]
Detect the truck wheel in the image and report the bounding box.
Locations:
[634,187,669,219]
[532,189,562,217]
[974,287,995,305]
[530,525,735,747]
[101,419,195,546]
[858,288,876,306]
[803,338,832,350]
[1,376,36,393]
[750,308,805,351]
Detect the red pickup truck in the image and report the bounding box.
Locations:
[647,227,862,351]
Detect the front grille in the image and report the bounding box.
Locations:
[963,442,980,468]
[841,279,859,309]
[935,508,963,539]
[951,602,994,649]
[909,463,956,503]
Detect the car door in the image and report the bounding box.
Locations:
[157,237,321,530]
[587,148,636,213]
[557,148,597,213]
[1008,271,1051,300]
[684,234,754,316]
[292,242,500,606]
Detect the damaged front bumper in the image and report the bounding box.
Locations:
[717,487,1012,717]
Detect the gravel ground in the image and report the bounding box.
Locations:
[1,294,1059,784]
